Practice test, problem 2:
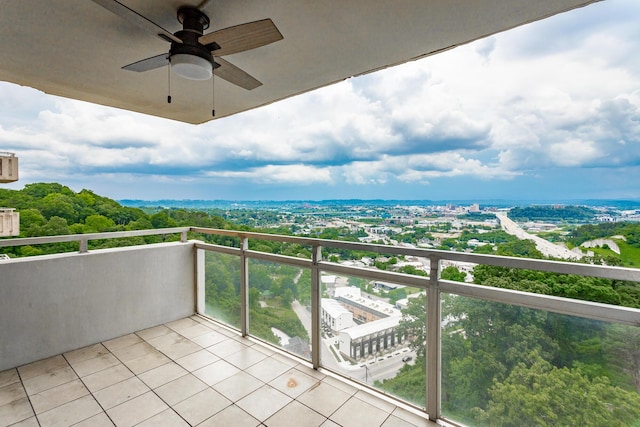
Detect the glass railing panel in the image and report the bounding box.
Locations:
[320,272,427,408]
[440,293,640,426]
[203,251,242,329]
[247,258,311,361]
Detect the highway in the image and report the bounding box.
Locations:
[496,213,582,260]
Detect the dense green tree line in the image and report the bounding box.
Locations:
[508,205,597,222]
[569,221,640,248]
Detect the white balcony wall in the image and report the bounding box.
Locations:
[0,241,195,370]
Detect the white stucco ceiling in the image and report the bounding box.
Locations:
[0,0,600,124]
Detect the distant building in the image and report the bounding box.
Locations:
[334,287,400,323]
[321,298,354,333]
[0,208,19,237]
[338,316,404,361]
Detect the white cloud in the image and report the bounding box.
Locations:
[1,0,639,199]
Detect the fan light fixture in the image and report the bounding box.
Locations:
[171,54,212,80]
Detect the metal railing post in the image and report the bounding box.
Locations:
[311,244,322,369]
[240,237,249,337]
[426,256,441,420]
[195,247,205,315]
[79,238,88,253]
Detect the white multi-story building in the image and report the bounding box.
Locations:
[321,298,354,333]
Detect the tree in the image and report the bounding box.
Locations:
[441,266,466,282]
[397,294,427,359]
[476,352,640,427]
[604,324,640,393]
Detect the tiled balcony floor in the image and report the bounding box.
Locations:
[0,316,435,427]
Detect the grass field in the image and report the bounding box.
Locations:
[586,239,640,268]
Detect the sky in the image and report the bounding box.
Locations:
[1,0,640,202]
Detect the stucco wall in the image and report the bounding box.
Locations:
[0,242,195,370]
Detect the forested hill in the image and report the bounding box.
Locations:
[0,182,233,239]
[508,205,597,222]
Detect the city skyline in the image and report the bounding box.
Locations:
[1,0,639,201]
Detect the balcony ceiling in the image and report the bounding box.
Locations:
[0,0,598,124]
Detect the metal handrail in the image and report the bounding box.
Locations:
[2,226,639,423]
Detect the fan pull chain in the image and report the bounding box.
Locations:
[167,62,172,104]
[211,58,215,117]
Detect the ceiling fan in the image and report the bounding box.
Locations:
[91,0,283,90]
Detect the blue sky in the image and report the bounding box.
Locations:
[1,0,639,201]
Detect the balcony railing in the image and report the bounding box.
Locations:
[2,227,639,426]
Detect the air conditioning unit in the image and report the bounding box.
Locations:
[0,152,18,183]
[0,208,19,237]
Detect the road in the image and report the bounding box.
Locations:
[496,213,582,260]
[291,300,341,370]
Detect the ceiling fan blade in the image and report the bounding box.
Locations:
[214,58,262,90]
[200,19,283,56]
[91,0,182,44]
[122,53,169,72]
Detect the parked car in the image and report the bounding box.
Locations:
[402,355,413,362]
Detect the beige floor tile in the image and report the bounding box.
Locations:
[0,397,34,426]
[265,400,327,427]
[0,369,19,388]
[206,338,249,358]
[269,368,320,398]
[166,317,200,332]
[294,363,326,380]
[154,374,208,406]
[212,371,264,402]
[251,343,276,357]
[22,366,78,395]
[381,414,417,427]
[269,352,300,368]
[0,382,26,406]
[172,388,231,426]
[236,385,292,422]
[189,331,227,348]
[321,375,358,395]
[244,357,295,383]
[18,356,68,381]
[102,334,143,352]
[70,353,120,377]
[71,412,114,426]
[177,324,213,339]
[330,396,391,427]
[175,350,219,372]
[36,395,102,427]
[320,420,341,427]
[296,382,352,417]
[354,390,397,413]
[64,344,109,366]
[138,362,188,389]
[29,379,88,414]
[122,351,171,375]
[193,360,240,386]
[135,408,189,427]
[136,325,172,341]
[109,341,156,362]
[225,347,269,370]
[81,364,133,392]
[390,406,435,426]
[197,404,260,427]
[9,416,39,426]
[148,333,202,360]
[93,377,150,410]
[106,391,169,427]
